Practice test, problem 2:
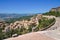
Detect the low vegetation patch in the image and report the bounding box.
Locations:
[34,18,55,31]
[43,11,60,17]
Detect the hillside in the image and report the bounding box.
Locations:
[0,14,55,40]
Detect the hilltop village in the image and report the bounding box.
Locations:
[5,14,42,31]
[0,14,42,32]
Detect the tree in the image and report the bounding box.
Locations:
[0,28,3,40]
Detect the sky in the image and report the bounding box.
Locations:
[0,0,60,14]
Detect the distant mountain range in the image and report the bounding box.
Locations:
[0,13,38,21]
[0,13,35,18]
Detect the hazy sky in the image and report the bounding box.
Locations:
[0,0,60,14]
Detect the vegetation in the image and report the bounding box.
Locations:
[31,17,55,31]
[0,28,3,40]
[36,18,55,31]
[43,11,60,17]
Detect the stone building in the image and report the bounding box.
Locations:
[50,8,56,12]
[50,7,60,12]
[57,7,60,12]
